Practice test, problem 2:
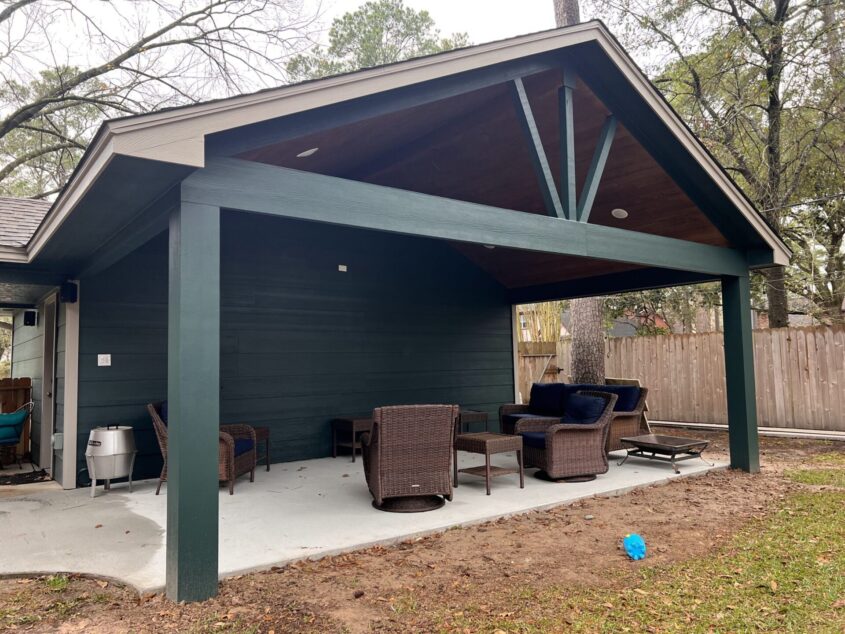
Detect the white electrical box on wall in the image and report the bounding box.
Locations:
[97,354,112,367]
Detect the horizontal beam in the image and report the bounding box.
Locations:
[0,267,66,286]
[508,268,719,304]
[0,302,36,310]
[206,53,565,158]
[182,158,750,277]
[78,187,178,278]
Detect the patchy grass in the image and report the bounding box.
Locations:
[441,490,845,633]
[44,574,69,592]
[786,468,845,487]
[811,451,845,466]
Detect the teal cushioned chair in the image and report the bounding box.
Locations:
[0,402,33,469]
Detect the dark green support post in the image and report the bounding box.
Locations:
[559,68,577,220]
[166,199,221,602]
[721,274,760,473]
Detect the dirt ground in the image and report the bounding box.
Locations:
[1,428,843,633]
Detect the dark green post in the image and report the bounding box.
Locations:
[721,274,760,473]
[166,199,221,602]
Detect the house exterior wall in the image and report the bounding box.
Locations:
[11,307,44,463]
[52,301,67,483]
[75,211,515,484]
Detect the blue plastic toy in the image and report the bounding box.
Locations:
[623,533,646,560]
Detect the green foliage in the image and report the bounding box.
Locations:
[605,283,722,335]
[0,68,103,198]
[286,0,469,81]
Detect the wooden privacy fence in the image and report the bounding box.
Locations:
[518,325,845,432]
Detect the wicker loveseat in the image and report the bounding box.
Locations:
[500,382,649,453]
[513,390,617,481]
[147,402,257,495]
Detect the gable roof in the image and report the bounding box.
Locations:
[0,196,51,247]
[10,20,790,266]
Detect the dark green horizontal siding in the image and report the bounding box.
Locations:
[76,211,514,483]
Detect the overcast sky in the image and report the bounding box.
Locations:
[316,0,573,45]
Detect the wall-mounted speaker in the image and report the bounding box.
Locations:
[60,281,78,304]
[23,310,37,326]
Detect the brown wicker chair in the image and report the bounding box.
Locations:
[604,387,649,453]
[361,404,459,513]
[147,402,257,495]
[499,386,648,454]
[513,391,617,482]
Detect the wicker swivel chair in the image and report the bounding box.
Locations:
[514,391,617,482]
[147,402,257,495]
[361,404,459,513]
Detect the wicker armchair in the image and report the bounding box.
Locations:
[500,387,649,454]
[514,391,617,481]
[605,387,649,453]
[361,404,459,512]
[147,402,257,495]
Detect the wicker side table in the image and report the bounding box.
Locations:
[331,417,373,462]
[454,432,524,495]
[253,425,271,471]
[457,409,489,434]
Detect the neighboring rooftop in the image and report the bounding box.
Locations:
[0,196,50,247]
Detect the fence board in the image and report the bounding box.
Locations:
[519,325,845,432]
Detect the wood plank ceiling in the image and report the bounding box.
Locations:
[237,68,729,290]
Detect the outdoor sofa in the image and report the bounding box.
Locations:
[500,382,649,452]
[512,390,617,481]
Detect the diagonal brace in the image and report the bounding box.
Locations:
[577,115,617,222]
[511,77,564,218]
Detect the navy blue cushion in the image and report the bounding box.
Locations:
[528,383,567,416]
[234,438,254,457]
[160,401,168,424]
[562,393,606,424]
[562,384,641,412]
[520,432,546,449]
[599,385,641,412]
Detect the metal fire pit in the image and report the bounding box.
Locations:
[85,425,137,498]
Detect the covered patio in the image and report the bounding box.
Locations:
[0,448,723,593]
[0,21,788,602]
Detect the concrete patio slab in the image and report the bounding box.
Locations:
[0,450,725,593]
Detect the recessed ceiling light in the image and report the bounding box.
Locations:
[296,147,319,158]
[483,244,495,250]
[611,208,629,219]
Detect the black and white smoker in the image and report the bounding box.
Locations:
[85,425,137,497]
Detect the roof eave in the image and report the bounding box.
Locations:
[9,20,790,267]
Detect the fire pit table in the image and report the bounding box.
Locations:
[617,434,711,474]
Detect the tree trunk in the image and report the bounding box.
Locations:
[553,0,580,27]
[761,0,790,328]
[570,297,605,384]
[554,0,604,383]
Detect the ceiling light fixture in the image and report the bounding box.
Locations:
[296,147,319,158]
[611,208,629,219]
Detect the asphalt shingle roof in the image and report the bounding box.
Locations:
[0,196,51,247]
